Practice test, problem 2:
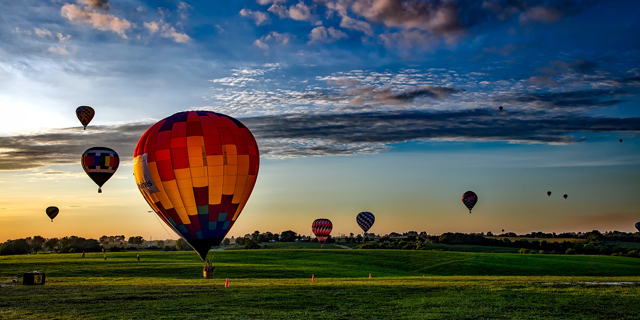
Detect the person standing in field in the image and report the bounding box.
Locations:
[137,254,140,261]
[82,251,85,258]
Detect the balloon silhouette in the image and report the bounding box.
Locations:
[547,191,552,197]
[312,219,332,247]
[498,106,503,111]
[356,212,375,233]
[76,106,95,130]
[462,191,477,213]
[133,111,260,260]
[82,147,119,193]
[46,206,59,222]
[619,139,623,143]
[636,222,640,232]
[563,194,568,199]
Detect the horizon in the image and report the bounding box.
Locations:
[1,0,639,244]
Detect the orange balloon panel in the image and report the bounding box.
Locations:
[133,111,259,260]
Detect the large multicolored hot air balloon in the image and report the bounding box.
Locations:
[547,191,552,197]
[133,111,260,261]
[312,219,332,247]
[462,191,477,213]
[635,222,640,232]
[356,212,375,233]
[76,106,95,130]
[81,147,119,193]
[46,206,59,222]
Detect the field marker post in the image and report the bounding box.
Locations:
[369,273,372,279]
[225,278,229,288]
[312,274,315,282]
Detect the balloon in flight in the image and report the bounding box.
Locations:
[636,222,640,232]
[312,219,333,247]
[462,191,478,213]
[81,147,119,193]
[499,106,503,111]
[46,206,59,222]
[547,191,552,197]
[76,106,95,130]
[563,194,568,199]
[619,139,623,143]
[356,212,375,233]
[133,111,260,261]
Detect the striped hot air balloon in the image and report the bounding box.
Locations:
[462,191,478,213]
[356,212,375,233]
[46,206,59,222]
[312,219,332,247]
[133,111,259,261]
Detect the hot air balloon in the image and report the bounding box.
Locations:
[462,191,477,213]
[81,147,119,193]
[547,191,552,197]
[46,206,59,222]
[312,219,332,247]
[133,111,259,261]
[356,212,375,233]
[636,222,640,232]
[76,106,95,130]
[563,194,568,199]
[499,106,503,111]
[619,139,623,143]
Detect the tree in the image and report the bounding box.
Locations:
[280,230,297,242]
[176,239,191,251]
[44,238,59,253]
[222,238,231,246]
[244,239,261,249]
[128,236,145,245]
[0,239,30,255]
[99,235,108,245]
[31,236,45,254]
[356,234,363,243]
[235,237,245,245]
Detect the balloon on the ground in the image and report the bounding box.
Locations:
[46,206,59,222]
[82,147,119,193]
[312,219,332,246]
[133,111,260,261]
[356,212,375,233]
[76,106,95,130]
[462,191,478,213]
[547,191,551,196]
[563,194,568,199]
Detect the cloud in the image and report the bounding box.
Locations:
[339,15,373,36]
[520,6,563,24]
[1,108,638,168]
[240,8,271,26]
[483,44,525,57]
[257,0,287,4]
[346,85,464,105]
[61,3,132,38]
[288,1,313,21]
[79,0,110,11]
[144,20,191,43]
[253,31,293,49]
[34,28,53,38]
[309,26,347,43]
[497,89,630,110]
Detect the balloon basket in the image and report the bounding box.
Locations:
[203,270,214,279]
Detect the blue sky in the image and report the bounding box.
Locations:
[0,0,639,241]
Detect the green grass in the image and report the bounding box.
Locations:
[1,250,639,319]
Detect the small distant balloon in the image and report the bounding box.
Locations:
[312,219,333,247]
[81,147,119,193]
[76,106,95,130]
[563,194,568,199]
[501,229,505,232]
[547,191,552,197]
[462,191,478,213]
[635,222,640,232]
[46,206,59,222]
[356,212,375,233]
[619,139,623,143]
[499,106,503,111]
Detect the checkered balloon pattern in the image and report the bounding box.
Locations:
[81,147,119,192]
[356,211,375,233]
[133,111,259,260]
[312,219,333,243]
[462,191,477,213]
[76,106,95,129]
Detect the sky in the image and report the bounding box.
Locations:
[0,0,639,242]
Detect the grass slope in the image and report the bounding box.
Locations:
[1,250,639,319]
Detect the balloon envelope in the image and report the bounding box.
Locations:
[462,191,477,213]
[81,147,119,193]
[636,222,640,232]
[563,194,568,199]
[133,111,259,261]
[499,106,503,111]
[46,206,59,222]
[547,191,551,196]
[356,212,375,233]
[76,106,95,130]
[312,219,333,244]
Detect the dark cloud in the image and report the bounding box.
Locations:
[498,89,629,110]
[2,108,637,169]
[81,0,110,11]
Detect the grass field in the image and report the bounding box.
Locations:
[1,249,640,319]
